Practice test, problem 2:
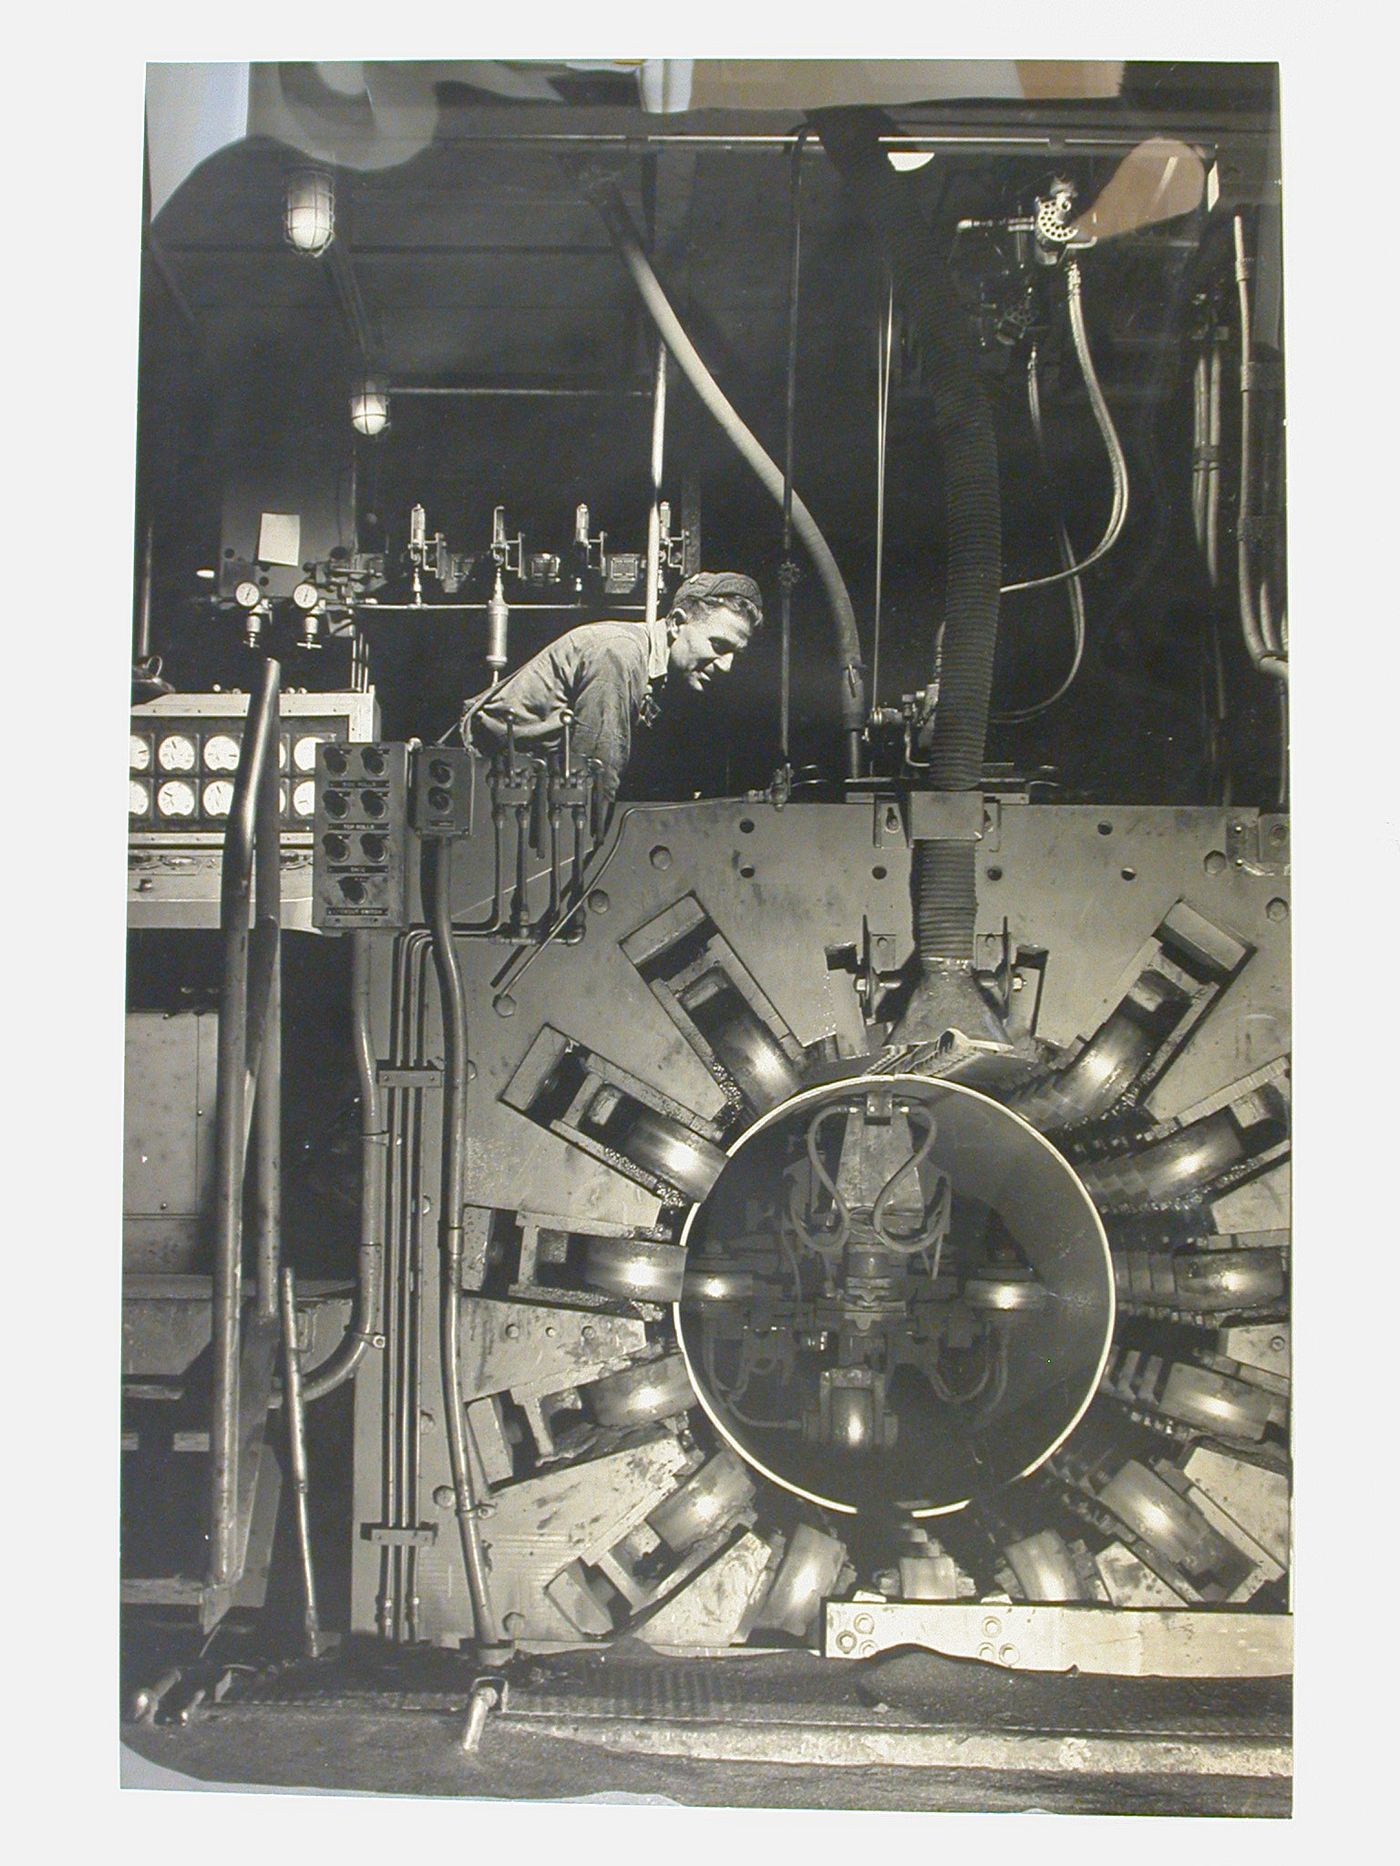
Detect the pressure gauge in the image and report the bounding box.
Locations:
[129,780,151,817]
[157,733,196,772]
[291,779,317,818]
[234,580,262,610]
[129,734,151,772]
[292,581,321,611]
[203,732,241,771]
[202,780,235,818]
[156,778,197,818]
[292,734,326,772]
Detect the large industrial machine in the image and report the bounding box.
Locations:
[121,60,1291,1806]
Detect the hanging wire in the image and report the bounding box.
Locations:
[1002,258,1129,595]
[994,342,1088,723]
[872,271,894,711]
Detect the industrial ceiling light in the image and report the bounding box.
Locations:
[284,165,335,256]
[887,149,935,172]
[349,372,390,436]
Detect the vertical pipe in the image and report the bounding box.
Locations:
[779,133,808,765]
[208,654,281,1587]
[424,840,506,1659]
[280,1268,324,1659]
[1206,340,1222,588]
[135,516,155,663]
[297,932,387,1403]
[252,701,282,1326]
[645,339,667,627]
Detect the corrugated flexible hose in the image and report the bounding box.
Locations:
[815,109,1003,963]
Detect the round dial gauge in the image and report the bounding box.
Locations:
[157,733,196,773]
[292,581,320,611]
[156,779,197,818]
[234,580,262,609]
[129,781,151,817]
[278,739,288,770]
[129,734,151,772]
[291,779,317,818]
[203,780,235,818]
[292,735,326,773]
[279,781,289,814]
[203,733,241,772]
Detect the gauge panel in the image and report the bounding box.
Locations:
[129,711,353,832]
[156,779,197,819]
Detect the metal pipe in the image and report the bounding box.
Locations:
[135,516,155,662]
[1205,339,1223,587]
[296,934,387,1403]
[584,176,866,763]
[645,339,667,628]
[252,717,282,1326]
[208,654,281,1587]
[424,840,507,1659]
[779,130,809,763]
[393,385,650,399]
[280,1268,325,1658]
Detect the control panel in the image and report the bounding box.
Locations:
[128,689,379,930]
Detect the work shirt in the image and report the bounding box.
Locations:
[469,616,670,806]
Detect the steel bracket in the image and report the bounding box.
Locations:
[906,791,987,843]
[361,1523,438,1548]
[376,1063,444,1088]
[1227,813,1289,876]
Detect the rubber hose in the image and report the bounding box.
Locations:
[585,177,867,751]
[816,109,1002,961]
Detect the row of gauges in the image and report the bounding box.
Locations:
[129,724,339,825]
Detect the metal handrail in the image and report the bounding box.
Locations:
[208,655,283,1591]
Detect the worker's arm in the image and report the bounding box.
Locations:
[567,641,648,806]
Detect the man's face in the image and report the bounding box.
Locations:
[668,605,754,693]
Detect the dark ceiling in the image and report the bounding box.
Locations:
[136,66,1283,801]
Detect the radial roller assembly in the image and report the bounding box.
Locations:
[357,795,1290,1660]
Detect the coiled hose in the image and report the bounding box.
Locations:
[816,109,1002,965]
[584,175,867,769]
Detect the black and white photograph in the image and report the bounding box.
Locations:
[94,43,1323,1824]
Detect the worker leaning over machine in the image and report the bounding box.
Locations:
[460,571,762,808]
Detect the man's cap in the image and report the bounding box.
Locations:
[673,571,763,620]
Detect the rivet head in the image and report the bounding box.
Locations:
[999,1644,1019,1666]
[978,1643,997,1662]
[836,1631,857,1654]
[649,845,673,870]
[983,1616,1002,1637]
[1204,850,1227,875]
[854,1612,875,1635]
[493,994,516,1018]
[1265,897,1289,922]
[433,1485,454,1508]
[588,889,610,912]
[503,1323,520,1340]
